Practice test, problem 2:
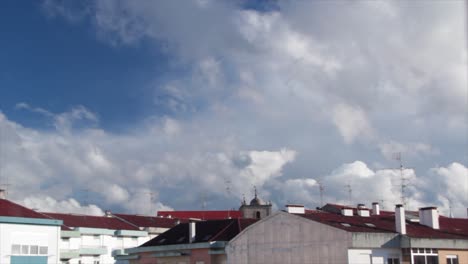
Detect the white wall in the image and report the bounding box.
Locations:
[348,249,401,264]
[0,223,60,264]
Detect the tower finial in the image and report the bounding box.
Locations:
[254,186,257,199]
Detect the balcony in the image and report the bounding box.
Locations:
[60,249,80,259]
[78,245,107,256]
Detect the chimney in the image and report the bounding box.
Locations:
[341,208,353,216]
[357,204,370,217]
[395,204,406,235]
[0,189,5,199]
[105,210,112,217]
[285,204,305,214]
[189,222,196,243]
[372,202,380,215]
[419,207,439,229]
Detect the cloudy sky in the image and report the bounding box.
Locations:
[0,0,466,217]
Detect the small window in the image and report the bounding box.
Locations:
[340,223,351,227]
[21,245,29,255]
[177,236,185,242]
[158,238,167,244]
[388,258,400,264]
[446,255,459,264]
[30,245,38,255]
[365,223,375,227]
[256,211,261,219]
[39,246,48,255]
[11,245,21,254]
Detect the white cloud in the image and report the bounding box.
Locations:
[238,149,296,191]
[10,0,466,215]
[21,196,104,216]
[332,104,374,144]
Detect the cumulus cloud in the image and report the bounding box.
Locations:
[21,196,104,216]
[6,0,465,215]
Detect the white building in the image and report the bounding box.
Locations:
[0,191,62,264]
[41,212,180,264]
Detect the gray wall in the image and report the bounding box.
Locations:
[227,212,351,264]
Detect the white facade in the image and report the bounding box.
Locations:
[59,228,151,264]
[348,249,401,264]
[0,222,61,264]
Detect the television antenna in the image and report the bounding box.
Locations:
[317,181,324,207]
[345,184,352,206]
[393,152,412,207]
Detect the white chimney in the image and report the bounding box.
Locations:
[189,222,196,243]
[357,204,370,217]
[395,204,406,235]
[0,189,5,199]
[419,207,439,229]
[341,208,353,216]
[372,202,380,215]
[285,204,305,214]
[105,210,112,217]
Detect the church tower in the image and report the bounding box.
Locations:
[239,187,272,219]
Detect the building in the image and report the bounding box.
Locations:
[41,212,181,264]
[227,203,468,264]
[157,192,272,221]
[157,211,241,221]
[0,190,62,264]
[124,218,257,264]
[239,190,272,220]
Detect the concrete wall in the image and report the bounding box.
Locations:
[227,212,351,264]
[438,249,468,264]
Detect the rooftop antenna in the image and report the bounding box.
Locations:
[379,199,385,210]
[345,184,352,206]
[318,181,324,207]
[393,152,411,207]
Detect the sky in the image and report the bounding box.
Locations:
[0,0,467,217]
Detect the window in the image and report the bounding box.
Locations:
[365,223,376,227]
[388,258,400,264]
[412,248,439,264]
[39,246,48,255]
[21,245,29,255]
[11,245,21,254]
[446,255,458,264]
[30,245,38,255]
[256,211,261,219]
[340,223,351,227]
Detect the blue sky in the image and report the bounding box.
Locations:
[0,1,170,130]
[0,0,466,216]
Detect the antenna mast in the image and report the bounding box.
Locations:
[393,152,410,207]
[345,184,352,206]
[318,181,324,207]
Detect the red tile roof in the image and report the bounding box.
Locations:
[0,199,50,219]
[113,213,184,228]
[42,212,140,230]
[301,211,468,240]
[157,210,242,220]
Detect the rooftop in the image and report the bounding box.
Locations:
[42,212,140,231]
[157,210,242,220]
[141,218,257,247]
